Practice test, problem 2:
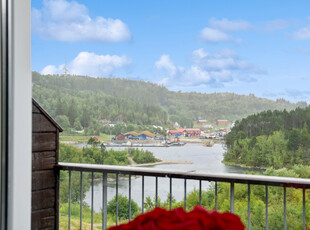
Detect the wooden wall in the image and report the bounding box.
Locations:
[32,101,60,230]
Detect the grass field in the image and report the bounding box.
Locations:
[59,203,129,230]
[60,134,112,143]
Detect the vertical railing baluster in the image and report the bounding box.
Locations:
[142,176,145,214]
[248,184,251,230]
[184,179,187,211]
[199,180,202,206]
[80,171,83,230]
[91,172,94,230]
[102,173,107,230]
[169,177,172,210]
[155,176,158,207]
[68,170,71,230]
[215,181,218,210]
[116,173,119,225]
[129,175,132,221]
[230,182,234,213]
[265,186,268,230]
[284,187,286,230]
[303,188,306,230]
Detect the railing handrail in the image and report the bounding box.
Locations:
[57,162,310,188]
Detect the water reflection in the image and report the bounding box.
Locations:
[83,143,263,212]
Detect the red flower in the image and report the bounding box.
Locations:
[109,206,245,230]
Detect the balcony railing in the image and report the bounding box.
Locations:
[57,162,310,230]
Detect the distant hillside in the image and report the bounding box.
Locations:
[32,72,307,130]
[224,105,310,168]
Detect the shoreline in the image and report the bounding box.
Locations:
[61,139,225,145]
[222,161,266,170]
[129,160,193,167]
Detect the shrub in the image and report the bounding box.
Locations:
[107,194,139,220]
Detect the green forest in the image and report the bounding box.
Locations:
[32,72,306,133]
[225,106,310,168]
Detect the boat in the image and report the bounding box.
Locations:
[170,141,186,146]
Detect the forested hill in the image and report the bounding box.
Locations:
[225,106,310,148]
[32,72,306,128]
[224,106,310,168]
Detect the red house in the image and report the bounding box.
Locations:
[168,129,185,136]
[116,133,126,140]
[183,128,203,137]
[216,120,228,125]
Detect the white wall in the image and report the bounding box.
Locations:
[7,0,32,229]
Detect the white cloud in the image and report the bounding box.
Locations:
[155,55,177,76]
[199,18,251,43]
[32,0,131,42]
[199,27,236,43]
[209,18,252,31]
[184,66,212,85]
[41,65,64,75]
[191,49,252,71]
[41,52,131,77]
[294,26,310,40]
[156,48,264,87]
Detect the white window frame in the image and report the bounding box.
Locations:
[1,0,31,229]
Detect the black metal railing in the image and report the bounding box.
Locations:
[58,162,310,230]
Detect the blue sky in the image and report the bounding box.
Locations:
[31,0,310,103]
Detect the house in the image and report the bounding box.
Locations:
[137,134,147,140]
[109,120,123,127]
[32,99,63,229]
[125,131,139,139]
[139,131,155,138]
[115,133,126,140]
[216,120,228,125]
[168,129,185,136]
[183,128,203,137]
[124,131,155,140]
[196,120,208,124]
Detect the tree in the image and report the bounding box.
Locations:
[55,115,70,129]
[68,99,78,126]
[80,108,90,128]
[55,98,68,116]
[107,194,139,220]
[73,118,82,130]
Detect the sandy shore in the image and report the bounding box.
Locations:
[61,141,79,144]
[130,160,193,167]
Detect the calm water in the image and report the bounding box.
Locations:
[80,143,262,212]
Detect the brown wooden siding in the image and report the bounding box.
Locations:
[32,102,60,230]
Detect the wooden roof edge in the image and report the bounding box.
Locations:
[32,98,63,132]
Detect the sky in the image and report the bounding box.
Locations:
[31,0,310,103]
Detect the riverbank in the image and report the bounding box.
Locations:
[129,159,193,167]
[60,135,225,145]
[60,134,111,143]
[180,138,225,144]
[222,160,267,170]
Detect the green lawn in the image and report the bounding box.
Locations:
[60,134,112,143]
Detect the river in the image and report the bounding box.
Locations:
[79,143,262,212]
